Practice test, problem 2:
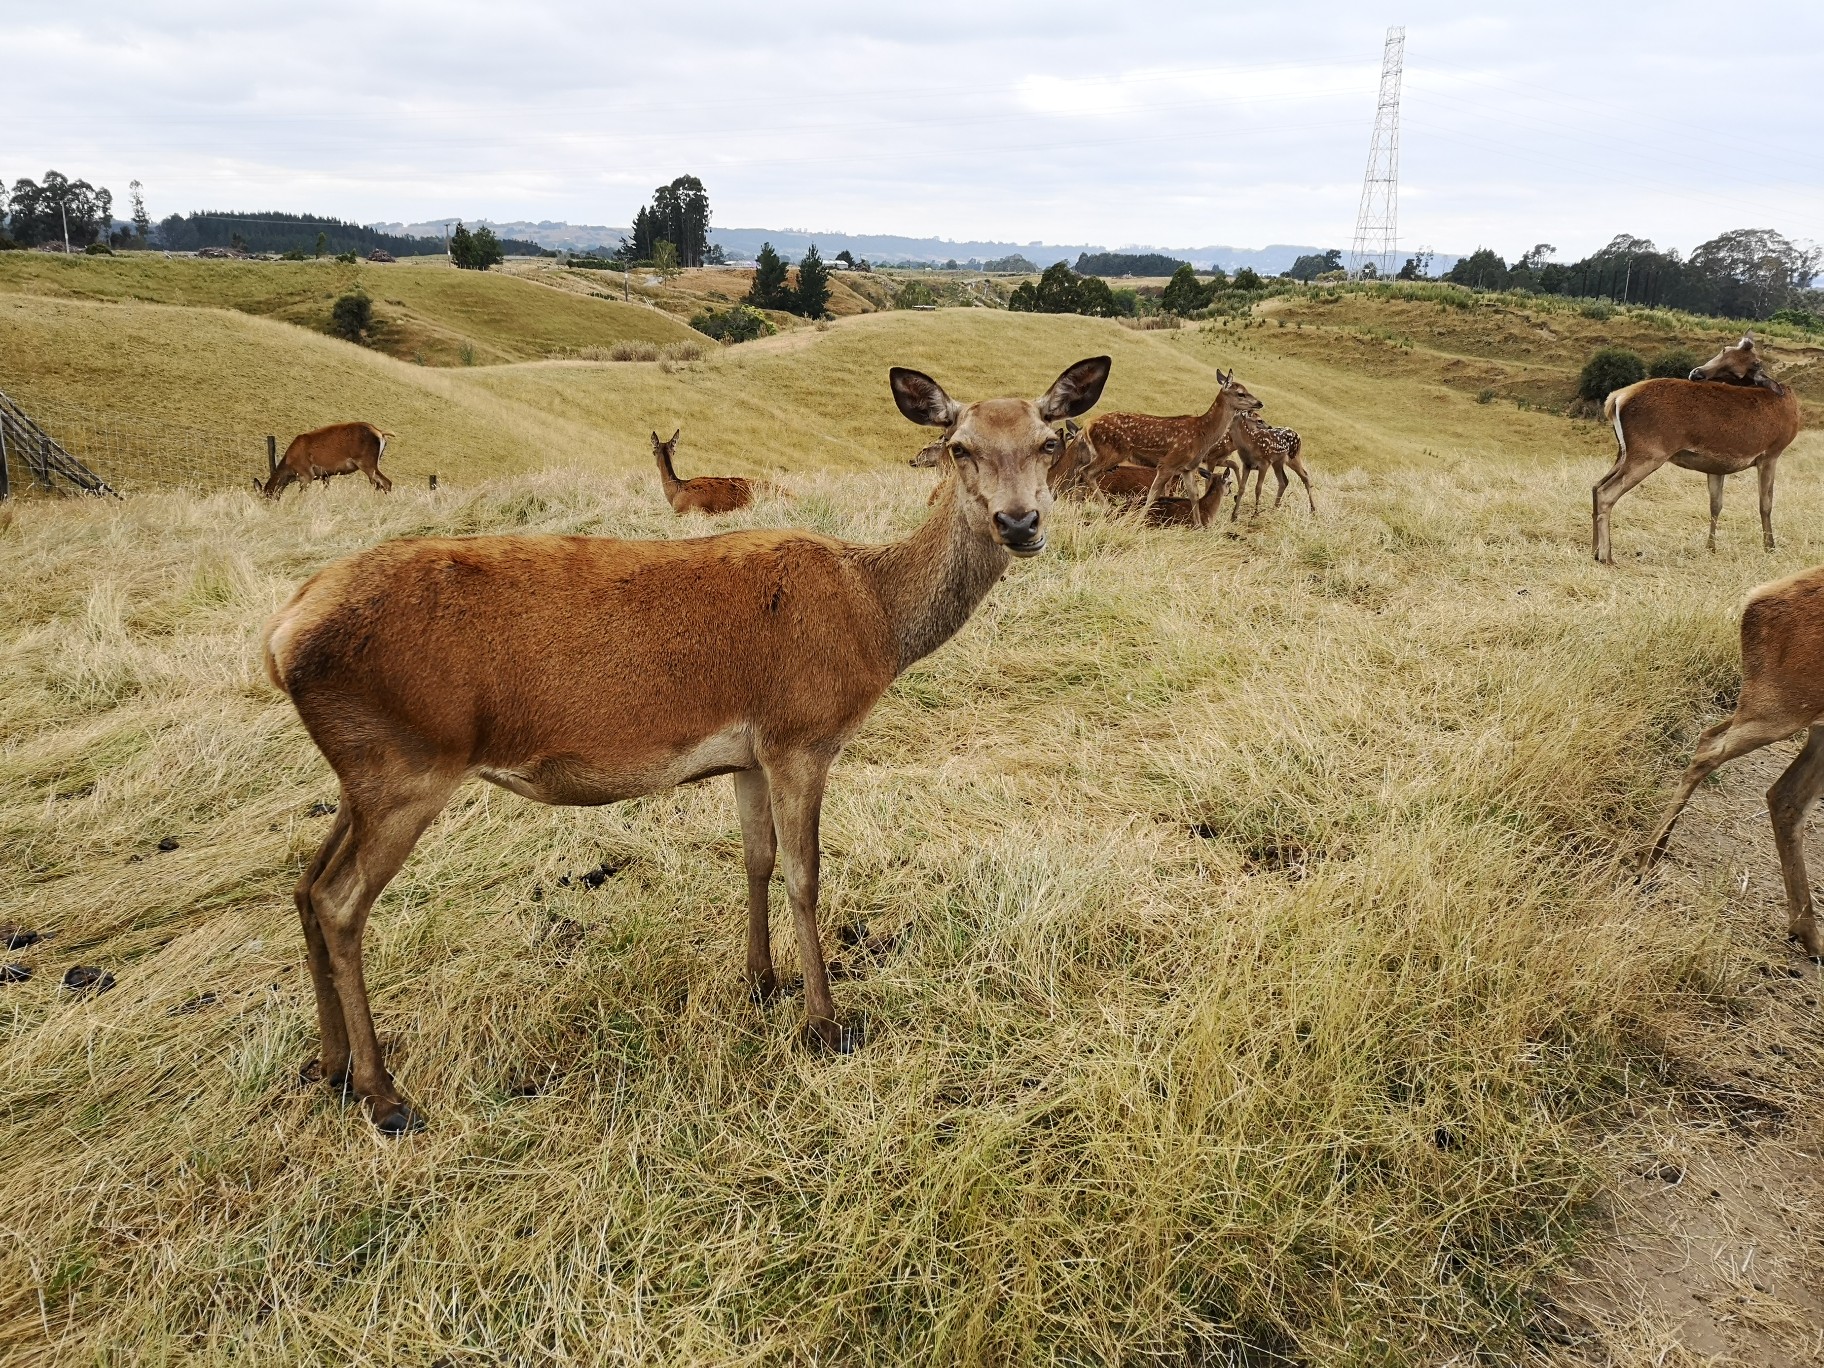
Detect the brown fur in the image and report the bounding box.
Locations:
[1592,336,1802,563]
[654,430,778,515]
[262,422,394,498]
[262,357,1110,1132]
[1211,413,1315,521]
[1644,564,1824,959]
[1135,466,1236,527]
[1077,370,1262,515]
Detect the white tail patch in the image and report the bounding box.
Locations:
[1609,391,1629,454]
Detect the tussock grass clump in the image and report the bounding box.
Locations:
[607,339,661,362]
[3,442,1813,1361]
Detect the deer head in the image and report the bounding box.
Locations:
[890,357,1111,556]
[1690,335,1783,392]
[1216,368,1264,416]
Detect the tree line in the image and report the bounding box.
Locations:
[1438,229,1820,321]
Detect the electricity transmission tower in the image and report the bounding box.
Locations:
[1349,25,1406,279]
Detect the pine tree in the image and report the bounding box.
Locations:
[449,222,475,268]
[746,242,790,310]
[793,244,831,318]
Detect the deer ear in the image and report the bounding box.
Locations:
[890,368,961,427]
[1037,356,1111,421]
[1740,335,1756,351]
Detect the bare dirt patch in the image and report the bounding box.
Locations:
[1553,744,1824,1366]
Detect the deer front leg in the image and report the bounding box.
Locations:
[1757,458,1777,552]
[764,750,854,1052]
[1139,464,1175,520]
[1768,728,1824,959]
[733,768,779,1002]
[1706,472,1724,553]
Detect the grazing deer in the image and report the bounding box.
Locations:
[654,430,778,514]
[1090,463,1202,500]
[1217,414,1314,521]
[1643,565,1824,959]
[263,356,1111,1133]
[262,423,395,498]
[1592,336,1801,564]
[1078,370,1262,518]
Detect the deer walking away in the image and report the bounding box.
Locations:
[263,357,1111,1134]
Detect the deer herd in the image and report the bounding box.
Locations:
[258,331,1819,1134]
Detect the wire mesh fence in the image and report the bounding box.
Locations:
[0,394,275,498]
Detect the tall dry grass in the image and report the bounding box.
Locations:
[2,435,1813,1361]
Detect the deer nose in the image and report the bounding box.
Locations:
[994,508,1043,551]
[1688,368,1705,381]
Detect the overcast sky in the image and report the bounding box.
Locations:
[9,1,1822,259]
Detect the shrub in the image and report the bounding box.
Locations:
[1770,306,1822,331]
[329,292,372,342]
[83,242,114,255]
[895,280,938,309]
[280,248,309,261]
[1578,347,1646,402]
[661,340,706,363]
[1232,267,1263,291]
[0,234,21,252]
[335,250,359,265]
[1476,388,1496,404]
[608,340,661,362]
[1649,348,1700,379]
[690,304,775,343]
[1162,264,1215,315]
[1578,300,1614,320]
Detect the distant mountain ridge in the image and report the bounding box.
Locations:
[369,218,1460,275]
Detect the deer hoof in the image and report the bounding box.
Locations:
[747,969,780,1006]
[1789,922,1822,962]
[370,1100,427,1137]
[299,1057,352,1092]
[803,1017,864,1055]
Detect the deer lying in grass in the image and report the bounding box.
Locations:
[1077,370,1262,522]
[1135,466,1236,527]
[654,430,778,514]
[263,356,1111,1133]
[1592,336,1801,563]
[1643,565,1824,959]
[262,422,394,498]
[1216,413,1314,521]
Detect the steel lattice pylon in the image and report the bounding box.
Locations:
[1349,26,1405,280]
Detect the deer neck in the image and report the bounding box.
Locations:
[655,446,683,496]
[1198,393,1242,453]
[853,476,1010,673]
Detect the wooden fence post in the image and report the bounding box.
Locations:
[36,434,53,491]
[0,419,10,502]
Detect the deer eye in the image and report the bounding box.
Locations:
[950,444,973,461]
[1043,436,1061,453]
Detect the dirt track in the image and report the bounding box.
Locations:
[1554,743,1824,1366]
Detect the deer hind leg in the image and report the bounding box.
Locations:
[1706,472,1724,552]
[1139,464,1176,519]
[297,804,354,1088]
[306,772,459,1133]
[1230,462,1249,522]
[1287,451,1316,512]
[1271,458,1290,509]
[1645,710,1801,869]
[1757,458,1777,552]
[1592,446,1665,565]
[365,460,393,494]
[734,768,779,1001]
[763,749,853,1052]
[1767,727,1824,958]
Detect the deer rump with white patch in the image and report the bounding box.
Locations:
[262,356,1110,1134]
[1591,336,1801,563]
[262,422,395,498]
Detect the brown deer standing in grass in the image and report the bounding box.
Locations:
[655,430,782,514]
[1215,413,1314,521]
[1643,565,1824,960]
[263,356,1111,1133]
[262,422,395,498]
[1077,370,1262,522]
[1592,336,1802,564]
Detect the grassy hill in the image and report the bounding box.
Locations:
[2,281,1823,1360]
[0,252,697,367]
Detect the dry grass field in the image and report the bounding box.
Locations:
[2,275,1822,1363]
